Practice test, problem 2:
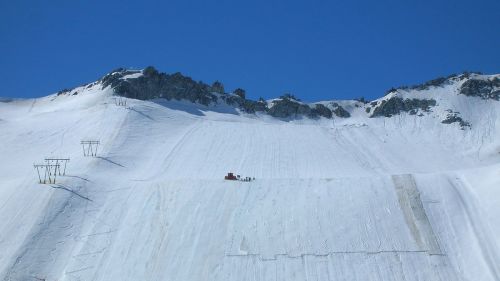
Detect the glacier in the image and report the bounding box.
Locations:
[0,71,499,281]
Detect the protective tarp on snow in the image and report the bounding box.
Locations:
[0,74,499,281]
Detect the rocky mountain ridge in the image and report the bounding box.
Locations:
[56,66,500,126]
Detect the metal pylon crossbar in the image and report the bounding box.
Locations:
[81,140,100,157]
[34,163,60,184]
[44,158,70,176]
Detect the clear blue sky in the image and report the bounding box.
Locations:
[1,0,499,101]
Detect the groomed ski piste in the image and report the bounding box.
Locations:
[0,73,499,281]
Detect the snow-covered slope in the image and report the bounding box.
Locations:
[0,72,499,281]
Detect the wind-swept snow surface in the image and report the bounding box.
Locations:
[0,79,499,280]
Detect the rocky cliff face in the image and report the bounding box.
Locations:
[97,67,351,119]
[459,77,500,100]
[56,67,499,124]
[370,97,437,118]
[441,110,471,129]
[268,97,312,118]
[101,67,218,106]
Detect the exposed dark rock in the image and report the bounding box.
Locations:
[329,103,351,118]
[268,98,310,118]
[370,97,436,118]
[101,67,217,106]
[220,94,267,113]
[354,97,369,104]
[309,104,333,119]
[457,71,483,80]
[240,99,267,113]
[332,104,351,118]
[219,94,241,107]
[101,69,141,89]
[280,93,300,101]
[57,89,72,96]
[390,72,486,93]
[385,88,398,95]
[210,81,225,94]
[390,73,461,93]
[101,67,270,114]
[442,110,471,129]
[143,66,158,77]
[234,88,246,99]
[459,78,500,100]
[491,90,500,100]
[268,100,345,119]
[411,77,449,90]
[93,67,494,123]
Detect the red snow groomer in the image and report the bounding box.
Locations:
[224,172,238,180]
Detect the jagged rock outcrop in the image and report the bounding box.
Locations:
[266,99,348,119]
[442,110,471,129]
[210,81,225,94]
[459,77,500,100]
[409,76,450,91]
[101,67,217,106]
[310,104,333,119]
[57,67,497,126]
[389,73,482,92]
[331,103,351,118]
[57,89,72,96]
[241,100,268,113]
[268,97,311,118]
[220,94,267,113]
[233,88,246,99]
[371,97,436,118]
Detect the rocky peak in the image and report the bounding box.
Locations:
[459,76,500,100]
[55,67,498,125]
